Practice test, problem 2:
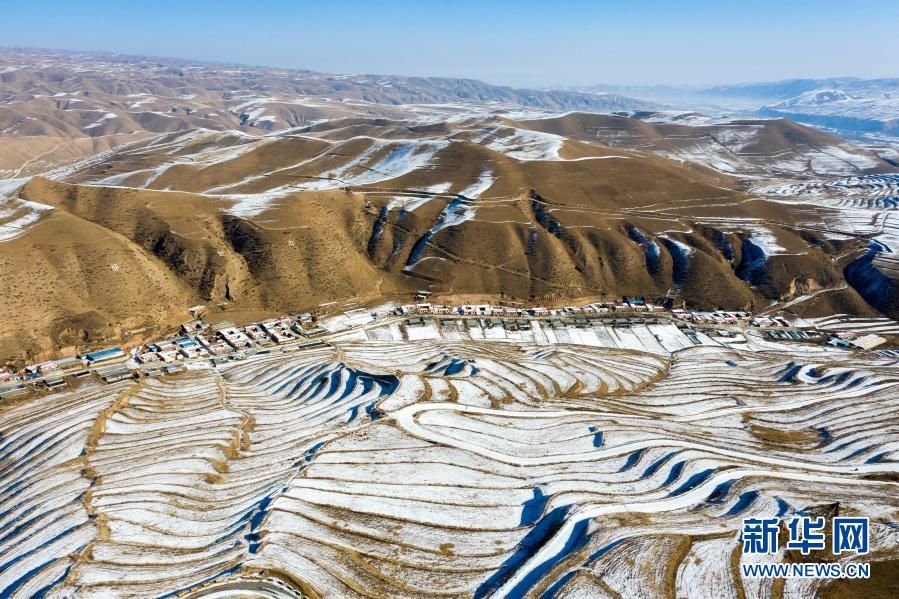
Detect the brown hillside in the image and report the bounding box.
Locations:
[2,103,895,357]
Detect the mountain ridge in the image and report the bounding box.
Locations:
[2,51,898,360]
[2,110,893,360]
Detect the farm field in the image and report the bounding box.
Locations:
[2,325,896,598]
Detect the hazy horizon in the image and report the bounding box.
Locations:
[2,0,898,88]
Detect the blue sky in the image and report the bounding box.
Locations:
[2,0,897,87]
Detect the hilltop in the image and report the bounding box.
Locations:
[1,51,898,359]
[0,48,652,178]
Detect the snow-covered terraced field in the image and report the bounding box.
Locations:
[760,175,899,249]
[800,314,899,335]
[759,174,899,310]
[2,330,897,598]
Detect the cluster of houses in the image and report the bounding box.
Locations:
[0,357,82,395]
[0,346,130,398]
[827,332,887,351]
[135,313,319,366]
[138,336,207,364]
[392,298,667,319]
[672,310,753,325]
[0,312,324,399]
[748,316,792,328]
[767,329,816,341]
[2,297,896,401]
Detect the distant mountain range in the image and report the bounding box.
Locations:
[699,77,899,102]
[563,77,899,138]
[0,48,651,129]
[0,48,652,113]
[0,48,655,179]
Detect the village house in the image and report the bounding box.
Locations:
[180,318,209,336]
[79,347,125,366]
[260,319,282,332]
[179,345,209,359]
[261,320,295,343]
[218,327,254,350]
[398,304,419,315]
[137,351,161,364]
[849,334,887,351]
[24,360,59,375]
[272,330,294,343]
[197,334,232,355]
[244,325,270,342]
[247,324,279,344]
[467,304,493,316]
[625,298,647,311]
[94,363,136,383]
[750,316,786,328]
[158,350,182,362]
[149,337,196,352]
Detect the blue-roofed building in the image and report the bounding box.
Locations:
[149,337,196,352]
[80,347,124,365]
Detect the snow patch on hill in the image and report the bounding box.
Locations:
[479,127,565,161]
[0,178,54,242]
[83,112,118,129]
[432,171,496,233]
[385,182,453,213]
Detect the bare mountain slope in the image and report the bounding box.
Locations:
[513,111,895,178]
[2,52,898,358]
[2,112,886,358]
[0,48,652,178]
